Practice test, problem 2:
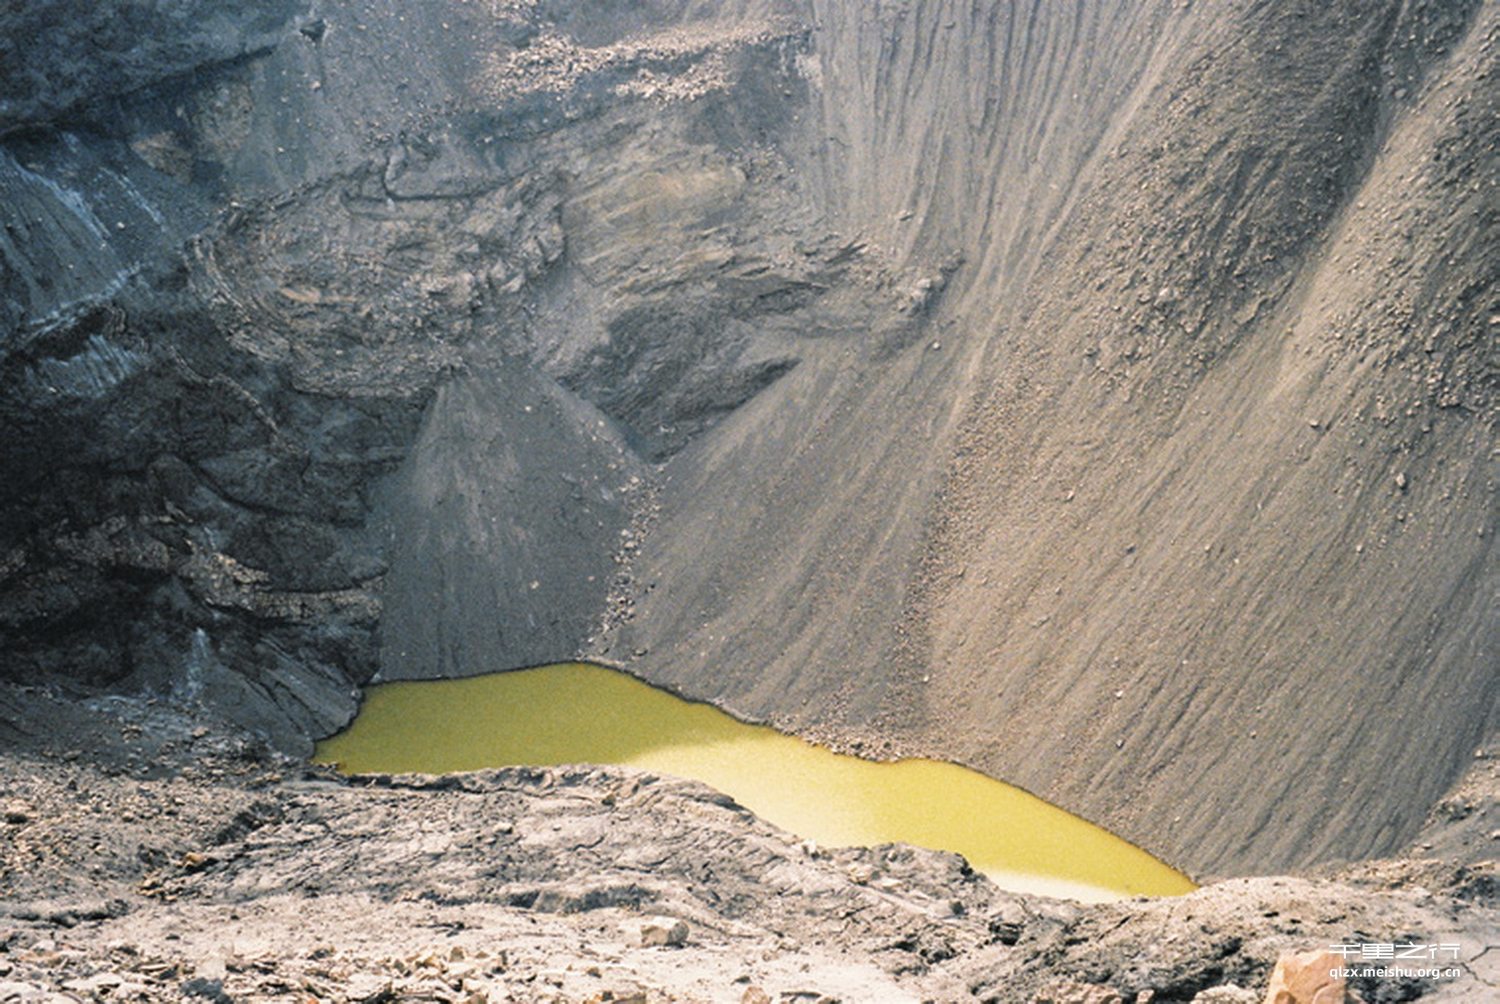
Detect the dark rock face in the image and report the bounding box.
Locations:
[0,0,1496,880]
[0,279,418,748]
[0,0,849,753]
[0,1,307,134]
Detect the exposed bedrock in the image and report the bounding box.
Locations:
[0,0,1495,879]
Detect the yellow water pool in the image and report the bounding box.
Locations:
[315,662,1195,902]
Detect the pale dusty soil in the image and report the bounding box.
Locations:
[2,686,1497,1003]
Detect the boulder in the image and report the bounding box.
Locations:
[1263,950,1356,1004]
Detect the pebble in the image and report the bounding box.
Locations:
[60,974,121,994]
[346,973,393,1001]
[194,956,227,981]
[631,917,688,948]
[0,982,37,1003]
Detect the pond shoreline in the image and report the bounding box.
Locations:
[3,682,1496,1003]
[318,662,1195,902]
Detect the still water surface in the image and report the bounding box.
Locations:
[316,662,1195,902]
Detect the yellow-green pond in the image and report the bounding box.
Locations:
[315,662,1195,902]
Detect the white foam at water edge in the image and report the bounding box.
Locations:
[980,869,1134,905]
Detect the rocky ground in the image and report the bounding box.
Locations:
[2,685,1497,1004]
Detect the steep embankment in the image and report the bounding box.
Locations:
[912,0,1499,874]
[607,0,1498,877]
[1,0,1494,880]
[610,0,1181,732]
